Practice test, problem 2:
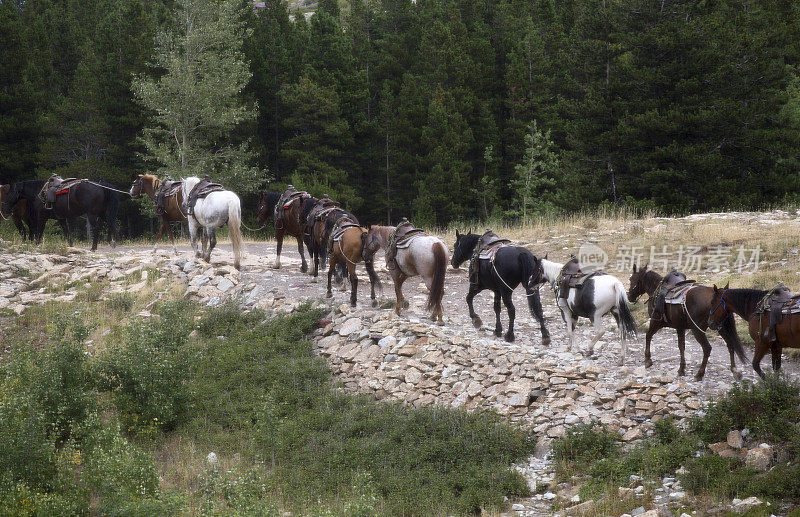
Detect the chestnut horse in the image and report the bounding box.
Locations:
[305,205,354,280]
[0,184,32,240]
[256,190,317,272]
[628,265,746,380]
[362,224,448,324]
[327,221,380,307]
[708,285,800,378]
[129,174,187,253]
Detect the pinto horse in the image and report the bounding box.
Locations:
[362,224,448,324]
[182,176,244,269]
[256,190,317,272]
[0,184,33,240]
[628,265,746,380]
[1,180,46,242]
[541,258,636,365]
[129,174,187,253]
[707,285,799,378]
[327,220,380,307]
[451,231,550,344]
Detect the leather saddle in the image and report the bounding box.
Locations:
[328,218,361,249]
[663,281,697,304]
[755,285,800,342]
[187,178,224,215]
[40,176,84,205]
[469,229,511,282]
[155,180,182,214]
[392,220,426,250]
[275,185,309,214]
[556,257,606,299]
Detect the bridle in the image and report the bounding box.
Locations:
[707,288,729,329]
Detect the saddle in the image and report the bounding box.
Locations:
[274,185,310,229]
[386,218,427,272]
[469,229,511,283]
[186,177,224,216]
[556,257,606,300]
[328,218,361,251]
[39,176,85,206]
[756,285,800,342]
[155,180,181,215]
[663,281,697,304]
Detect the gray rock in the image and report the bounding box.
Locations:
[339,318,362,337]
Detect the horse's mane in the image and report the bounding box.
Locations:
[642,270,662,292]
[727,288,769,316]
[300,196,318,221]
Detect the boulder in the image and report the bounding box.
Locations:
[745,444,773,471]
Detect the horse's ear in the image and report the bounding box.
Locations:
[632,264,637,273]
[544,253,548,260]
[366,223,372,230]
[643,263,648,271]
[712,284,718,292]
[724,282,729,290]
[455,229,460,238]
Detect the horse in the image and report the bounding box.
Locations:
[1,180,46,242]
[326,220,380,307]
[0,184,33,240]
[182,176,244,269]
[451,231,550,344]
[129,174,187,253]
[628,265,746,380]
[707,285,800,378]
[541,258,636,365]
[305,205,354,281]
[362,224,448,324]
[257,190,317,272]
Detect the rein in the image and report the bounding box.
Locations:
[85,180,132,196]
[242,221,268,232]
[708,288,728,322]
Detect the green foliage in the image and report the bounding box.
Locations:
[97,301,198,434]
[691,373,800,444]
[552,422,619,476]
[512,120,560,218]
[133,0,265,194]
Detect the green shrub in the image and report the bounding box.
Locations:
[97,300,199,435]
[553,423,619,477]
[105,292,135,313]
[692,373,800,443]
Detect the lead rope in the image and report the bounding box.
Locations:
[681,288,710,334]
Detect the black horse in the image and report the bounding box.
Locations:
[1,180,47,242]
[4,179,120,250]
[451,231,550,344]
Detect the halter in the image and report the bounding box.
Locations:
[708,288,729,323]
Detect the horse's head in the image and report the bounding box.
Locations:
[1,183,20,216]
[528,255,547,287]
[451,230,478,269]
[257,192,280,224]
[627,263,649,302]
[707,283,730,330]
[361,225,381,262]
[129,175,144,197]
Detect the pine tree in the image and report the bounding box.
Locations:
[513,120,559,218]
[133,0,263,193]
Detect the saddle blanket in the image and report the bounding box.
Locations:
[51,179,85,195]
[160,182,182,197]
[664,283,697,304]
[330,222,360,243]
[760,297,800,314]
[395,229,427,249]
[315,206,341,221]
[478,243,506,261]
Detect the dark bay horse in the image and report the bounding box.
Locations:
[0,184,33,240]
[129,174,187,253]
[707,286,799,378]
[451,231,550,344]
[628,265,746,380]
[305,205,354,281]
[33,179,119,250]
[256,190,317,272]
[1,180,46,242]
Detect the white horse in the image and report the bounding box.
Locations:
[182,176,244,270]
[541,258,637,365]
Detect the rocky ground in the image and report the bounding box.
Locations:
[2,213,799,516]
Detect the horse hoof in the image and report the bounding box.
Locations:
[326,292,332,299]
[694,373,705,381]
[403,300,410,309]
[273,263,281,270]
[494,329,503,338]
[372,299,378,308]
[350,302,357,308]
[644,359,653,369]
[541,336,551,347]
[677,369,685,377]
[618,357,625,367]
[472,317,482,329]
[310,277,318,283]
[733,369,743,381]
[437,319,445,327]
[504,333,515,343]
[301,266,308,273]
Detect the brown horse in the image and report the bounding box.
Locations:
[628,265,746,380]
[257,190,316,273]
[708,285,800,378]
[305,206,354,280]
[0,184,32,240]
[362,224,447,324]
[327,220,381,307]
[129,174,187,253]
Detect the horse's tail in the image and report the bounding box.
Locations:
[615,280,638,338]
[228,198,244,269]
[426,240,447,312]
[719,312,748,364]
[519,251,545,320]
[364,253,382,291]
[103,186,120,243]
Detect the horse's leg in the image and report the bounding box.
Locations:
[527,287,550,346]
[59,218,72,247]
[501,288,516,343]
[200,227,209,261]
[492,290,503,337]
[206,228,217,262]
[165,218,179,255]
[611,307,626,366]
[274,230,283,269]
[297,235,308,273]
[466,283,484,328]
[348,262,358,307]
[691,328,712,381]
[588,313,606,357]
[676,328,687,377]
[770,340,781,372]
[106,208,117,248]
[394,272,408,316]
[188,218,200,258]
[154,218,166,250]
[644,320,664,368]
[88,214,99,251]
[326,256,336,298]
